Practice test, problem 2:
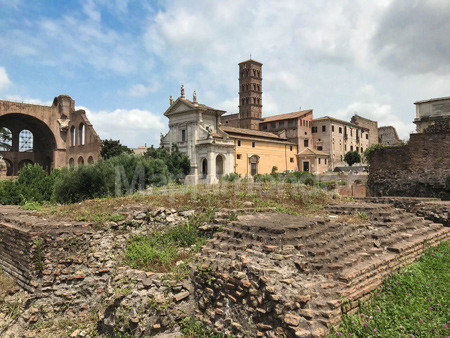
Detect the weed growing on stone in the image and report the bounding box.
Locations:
[357,211,367,219]
[331,241,449,337]
[124,209,216,272]
[33,238,44,272]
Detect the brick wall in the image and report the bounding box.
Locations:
[368,127,450,199]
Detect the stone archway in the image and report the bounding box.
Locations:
[216,155,224,177]
[0,113,56,175]
[249,155,259,176]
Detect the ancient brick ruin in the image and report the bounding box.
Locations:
[0,198,448,337]
[0,95,101,175]
[368,118,450,200]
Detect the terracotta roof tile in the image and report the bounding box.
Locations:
[221,126,284,139]
[262,110,312,123]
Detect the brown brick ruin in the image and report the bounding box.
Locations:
[0,95,101,175]
[368,118,450,200]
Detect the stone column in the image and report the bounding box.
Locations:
[207,151,216,184]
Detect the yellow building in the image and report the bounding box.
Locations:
[221,126,298,175]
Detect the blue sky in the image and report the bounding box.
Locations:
[0,0,449,147]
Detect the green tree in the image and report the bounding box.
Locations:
[0,127,12,151]
[344,151,361,166]
[145,144,190,180]
[100,139,133,160]
[363,143,385,165]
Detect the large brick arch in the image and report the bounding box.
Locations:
[0,95,101,175]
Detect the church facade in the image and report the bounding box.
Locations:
[162,59,379,183]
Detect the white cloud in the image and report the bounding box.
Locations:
[123,82,160,97]
[79,106,166,147]
[3,95,52,106]
[0,67,12,92]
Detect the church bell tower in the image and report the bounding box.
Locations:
[238,59,263,130]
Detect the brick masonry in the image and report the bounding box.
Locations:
[368,122,450,200]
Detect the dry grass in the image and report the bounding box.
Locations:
[0,268,15,302]
[37,182,337,224]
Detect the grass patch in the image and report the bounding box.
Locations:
[331,241,449,337]
[124,210,215,273]
[36,182,335,225]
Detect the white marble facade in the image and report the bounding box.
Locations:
[161,88,234,184]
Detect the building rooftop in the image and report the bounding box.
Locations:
[298,147,329,157]
[221,126,285,140]
[238,59,263,65]
[414,96,450,104]
[261,109,312,123]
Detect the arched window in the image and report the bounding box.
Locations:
[19,129,33,152]
[0,127,12,151]
[78,156,84,165]
[201,158,208,178]
[69,158,75,167]
[88,156,94,165]
[79,123,85,146]
[216,155,224,177]
[70,126,76,146]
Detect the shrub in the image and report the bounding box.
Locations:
[344,151,361,166]
[16,164,55,203]
[363,143,386,165]
[100,139,133,160]
[53,154,171,204]
[221,173,241,182]
[0,179,21,205]
[145,144,190,180]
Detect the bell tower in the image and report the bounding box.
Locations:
[238,59,263,130]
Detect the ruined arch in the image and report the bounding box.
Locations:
[0,113,57,175]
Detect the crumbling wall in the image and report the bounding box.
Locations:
[368,123,450,199]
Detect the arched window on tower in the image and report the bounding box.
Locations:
[253,69,256,76]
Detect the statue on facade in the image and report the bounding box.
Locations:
[193,90,197,104]
[170,96,174,105]
[181,85,185,98]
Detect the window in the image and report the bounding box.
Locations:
[262,125,267,130]
[317,146,323,151]
[350,145,353,151]
[312,127,318,133]
[271,122,276,129]
[361,147,364,152]
[356,146,359,152]
[237,140,241,146]
[339,127,342,134]
[290,157,294,163]
[332,125,335,132]
[319,158,321,164]
[304,139,309,147]
[366,134,368,139]
[279,121,284,128]
[252,142,256,148]
[345,145,347,151]
[325,158,327,164]
[181,129,186,142]
[290,146,293,151]
[288,120,294,126]
[237,154,241,159]
[322,125,326,132]
[340,155,343,161]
